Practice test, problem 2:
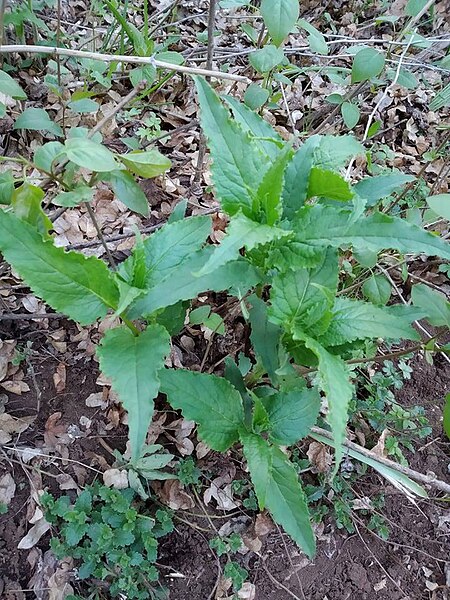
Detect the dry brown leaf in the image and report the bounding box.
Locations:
[204,469,239,511]
[56,474,80,492]
[44,412,67,448]
[53,363,66,393]
[307,441,332,473]
[0,340,16,382]
[103,468,128,489]
[166,418,195,456]
[1,379,30,395]
[254,512,274,537]
[85,391,107,408]
[47,557,74,600]
[238,582,256,599]
[159,479,195,510]
[0,413,35,436]
[371,429,389,458]
[18,518,50,550]
[0,473,16,507]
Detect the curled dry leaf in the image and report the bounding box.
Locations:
[0,473,16,507]
[53,363,67,393]
[254,512,275,537]
[307,441,333,473]
[18,518,50,550]
[371,428,389,458]
[238,582,256,600]
[204,469,239,511]
[196,441,210,459]
[44,412,68,448]
[0,339,16,382]
[56,473,80,492]
[159,479,195,510]
[166,418,195,456]
[85,391,108,409]
[103,468,129,489]
[47,557,74,600]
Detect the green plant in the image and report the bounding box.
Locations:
[1,77,450,558]
[42,483,173,599]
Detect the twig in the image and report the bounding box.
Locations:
[311,426,450,494]
[0,44,251,82]
[352,519,407,596]
[0,312,65,321]
[194,0,218,183]
[84,202,117,270]
[260,558,303,600]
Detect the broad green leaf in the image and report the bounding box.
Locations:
[0,210,119,324]
[53,186,95,207]
[386,67,418,90]
[119,149,171,178]
[248,294,281,384]
[34,141,65,173]
[351,48,385,83]
[114,279,145,316]
[249,45,285,73]
[0,70,27,99]
[412,283,450,327]
[354,172,415,206]
[156,51,185,65]
[298,19,328,55]
[307,168,353,201]
[244,84,270,110]
[140,216,211,286]
[195,77,269,217]
[197,213,291,276]
[224,95,282,161]
[269,248,338,338]
[129,248,261,317]
[429,83,450,111]
[426,194,450,220]
[282,136,321,220]
[313,135,364,169]
[302,337,353,471]
[255,142,293,224]
[159,369,244,451]
[260,0,299,46]
[362,274,391,305]
[189,305,211,324]
[318,298,421,346]
[68,98,99,114]
[264,388,320,445]
[354,248,378,268]
[64,138,118,172]
[104,170,149,216]
[14,108,62,137]
[293,205,450,260]
[11,182,52,236]
[97,325,170,462]
[406,0,429,16]
[241,432,315,557]
[0,102,5,118]
[0,170,14,205]
[341,101,360,129]
[129,64,156,88]
[444,394,450,441]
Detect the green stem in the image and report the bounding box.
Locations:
[122,316,140,336]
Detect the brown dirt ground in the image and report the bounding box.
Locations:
[0,321,449,600]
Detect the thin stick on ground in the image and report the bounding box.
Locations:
[0,44,251,82]
[311,426,450,495]
[84,202,117,270]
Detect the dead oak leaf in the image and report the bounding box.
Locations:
[0,473,16,507]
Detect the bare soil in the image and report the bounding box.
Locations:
[1,318,449,599]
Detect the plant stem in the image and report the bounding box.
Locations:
[84,202,117,270]
[194,0,217,183]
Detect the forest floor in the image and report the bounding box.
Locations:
[0,0,449,599]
